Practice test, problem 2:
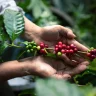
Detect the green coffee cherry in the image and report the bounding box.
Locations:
[37,46,40,50]
[31,41,35,44]
[31,49,33,52]
[27,50,30,53]
[28,44,32,48]
[26,46,29,49]
[33,46,37,49]
[57,52,62,56]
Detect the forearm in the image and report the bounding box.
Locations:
[0,58,35,82]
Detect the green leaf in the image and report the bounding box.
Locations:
[36,78,84,96]
[0,28,9,42]
[23,41,29,45]
[0,42,8,55]
[4,9,24,41]
[88,59,96,71]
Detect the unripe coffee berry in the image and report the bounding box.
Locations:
[57,52,62,56]
[27,50,30,53]
[37,46,41,50]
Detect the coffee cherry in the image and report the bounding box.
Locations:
[31,41,35,44]
[28,44,32,48]
[91,55,96,59]
[74,48,78,52]
[66,46,70,49]
[62,44,66,49]
[55,48,59,52]
[58,41,63,45]
[66,50,70,53]
[27,50,30,53]
[69,49,74,53]
[58,45,62,49]
[40,49,46,54]
[90,50,95,54]
[70,44,76,49]
[61,49,65,54]
[31,49,33,52]
[45,44,48,48]
[55,45,58,48]
[86,53,91,57]
[57,52,62,56]
[37,46,41,50]
[40,43,45,48]
[33,46,37,49]
[26,46,29,49]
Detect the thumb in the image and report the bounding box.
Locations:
[60,26,76,39]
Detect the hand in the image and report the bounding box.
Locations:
[22,56,89,80]
[23,17,89,75]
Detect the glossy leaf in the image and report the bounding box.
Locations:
[36,78,83,96]
[4,9,24,41]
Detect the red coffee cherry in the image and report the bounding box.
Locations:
[58,41,63,45]
[61,49,65,54]
[45,44,48,48]
[66,46,70,49]
[86,53,91,57]
[40,43,45,48]
[55,45,59,48]
[70,44,76,49]
[55,48,59,52]
[69,49,74,53]
[40,49,46,54]
[62,44,66,49]
[58,45,62,49]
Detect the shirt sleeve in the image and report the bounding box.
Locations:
[0,0,24,15]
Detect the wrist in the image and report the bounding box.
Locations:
[22,17,43,41]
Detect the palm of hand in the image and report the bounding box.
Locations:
[29,56,88,79]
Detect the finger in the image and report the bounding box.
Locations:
[60,26,76,39]
[58,54,78,66]
[52,74,71,80]
[64,61,89,76]
[69,39,89,51]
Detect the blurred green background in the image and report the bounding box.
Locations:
[17,0,96,48]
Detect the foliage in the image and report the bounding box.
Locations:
[4,9,24,41]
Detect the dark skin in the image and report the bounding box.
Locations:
[0,17,89,82]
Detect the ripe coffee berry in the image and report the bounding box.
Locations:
[61,49,65,54]
[40,49,46,54]
[70,44,76,49]
[58,41,63,45]
[66,46,70,49]
[58,45,62,49]
[69,49,74,53]
[55,45,58,48]
[40,43,45,48]
[62,44,66,48]
[86,49,96,60]
[55,48,59,52]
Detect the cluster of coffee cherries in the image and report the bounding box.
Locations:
[54,41,78,56]
[86,49,96,61]
[25,41,37,53]
[25,41,96,61]
[37,42,48,54]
